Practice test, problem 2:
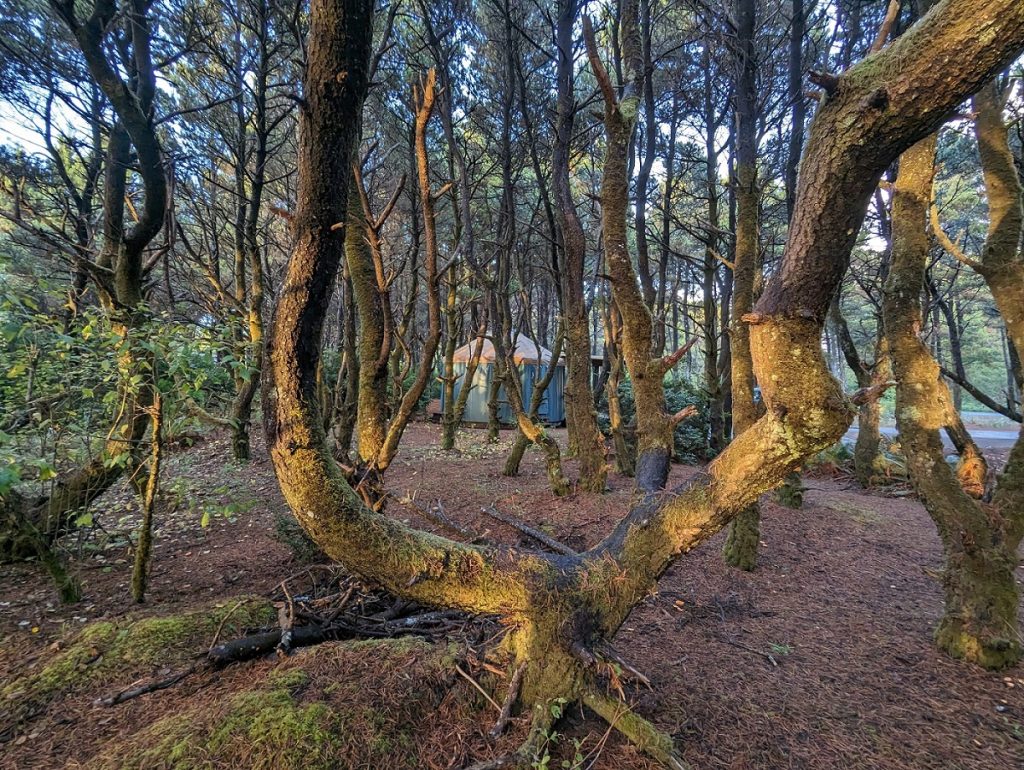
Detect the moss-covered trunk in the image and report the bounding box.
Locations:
[604,300,636,476]
[263,0,1024,763]
[885,134,1021,669]
[347,180,390,464]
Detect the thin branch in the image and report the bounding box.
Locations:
[929,203,984,270]
[869,0,901,54]
[480,505,576,556]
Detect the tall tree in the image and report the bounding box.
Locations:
[722,0,762,570]
[555,0,608,493]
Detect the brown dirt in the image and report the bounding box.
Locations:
[1,422,1022,769]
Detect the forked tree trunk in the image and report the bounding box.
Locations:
[831,300,893,486]
[264,0,1024,764]
[503,325,567,482]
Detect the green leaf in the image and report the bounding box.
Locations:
[0,465,20,495]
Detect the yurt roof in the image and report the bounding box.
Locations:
[452,333,561,365]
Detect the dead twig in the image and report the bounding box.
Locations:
[490,662,527,737]
[718,635,779,667]
[454,663,503,713]
[207,599,248,653]
[95,663,202,707]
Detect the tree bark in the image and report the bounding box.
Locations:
[263,1,1024,763]
[555,0,607,492]
[885,133,1022,669]
[723,0,762,571]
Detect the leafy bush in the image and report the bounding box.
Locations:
[0,287,239,501]
[597,376,714,465]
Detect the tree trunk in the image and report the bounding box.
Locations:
[723,0,762,571]
[831,300,891,485]
[263,1,1024,764]
[555,0,608,492]
[604,299,636,476]
[885,133,1021,669]
[347,180,390,464]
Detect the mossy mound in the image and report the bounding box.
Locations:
[86,637,473,770]
[1,597,276,727]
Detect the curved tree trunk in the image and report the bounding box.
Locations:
[264,0,1024,764]
[885,133,1022,669]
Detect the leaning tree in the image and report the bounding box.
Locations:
[262,0,1024,765]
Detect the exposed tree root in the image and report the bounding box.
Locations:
[583,688,688,770]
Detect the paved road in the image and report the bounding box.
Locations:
[845,424,1019,450]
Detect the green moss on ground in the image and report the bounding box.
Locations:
[87,637,467,770]
[1,598,275,726]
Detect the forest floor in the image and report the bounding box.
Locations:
[1,421,1022,769]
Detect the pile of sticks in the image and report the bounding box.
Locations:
[97,566,489,707]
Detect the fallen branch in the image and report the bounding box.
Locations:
[480,505,576,555]
[594,642,652,689]
[717,635,779,667]
[95,663,201,707]
[392,493,487,543]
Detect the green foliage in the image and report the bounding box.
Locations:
[0,285,238,503]
[598,376,714,464]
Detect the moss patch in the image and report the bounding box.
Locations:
[824,497,884,525]
[1,597,275,726]
[87,637,470,770]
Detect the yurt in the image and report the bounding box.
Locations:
[440,333,566,426]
